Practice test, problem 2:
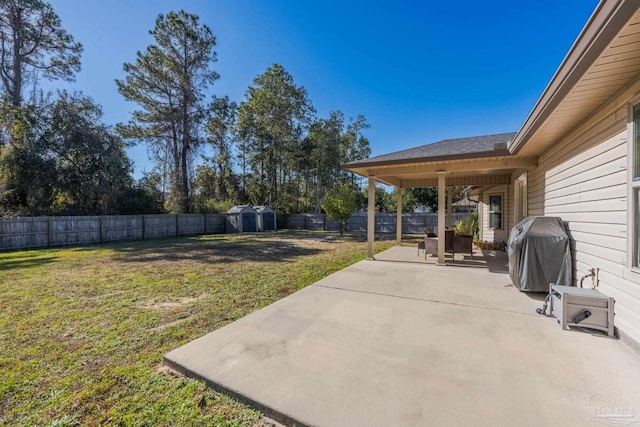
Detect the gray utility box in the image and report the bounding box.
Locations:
[550,285,614,336]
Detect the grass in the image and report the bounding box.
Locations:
[0,231,392,426]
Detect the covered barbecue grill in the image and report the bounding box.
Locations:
[507,216,572,292]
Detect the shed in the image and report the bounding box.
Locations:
[225,205,258,233]
[254,205,276,231]
[452,196,478,213]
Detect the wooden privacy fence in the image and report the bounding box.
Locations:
[0,214,226,251]
[2,212,472,252]
[286,212,470,234]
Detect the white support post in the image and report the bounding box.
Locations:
[479,192,484,241]
[396,187,403,246]
[367,176,376,259]
[446,187,453,229]
[437,172,447,265]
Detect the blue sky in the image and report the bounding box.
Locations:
[46,0,599,178]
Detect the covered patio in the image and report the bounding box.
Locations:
[164,247,640,427]
[342,133,537,263]
[375,244,509,272]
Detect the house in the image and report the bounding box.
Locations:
[414,205,432,213]
[343,0,640,349]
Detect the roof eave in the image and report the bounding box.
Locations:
[509,0,636,154]
[342,149,511,172]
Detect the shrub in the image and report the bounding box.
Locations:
[322,183,358,236]
[454,212,478,237]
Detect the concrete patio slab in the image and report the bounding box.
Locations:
[375,245,508,271]
[164,246,640,427]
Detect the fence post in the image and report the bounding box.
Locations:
[142,215,146,240]
[323,214,326,231]
[99,216,104,243]
[176,214,179,236]
[203,213,207,234]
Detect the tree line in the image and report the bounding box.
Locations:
[0,1,373,217]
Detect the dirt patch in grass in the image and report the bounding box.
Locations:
[0,230,392,426]
[150,317,193,332]
[142,293,210,310]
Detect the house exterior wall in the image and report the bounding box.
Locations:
[525,77,640,346]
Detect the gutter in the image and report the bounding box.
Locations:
[509,0,636,154]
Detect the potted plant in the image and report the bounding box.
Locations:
[452,215,476,256]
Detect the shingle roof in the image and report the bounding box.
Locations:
[344,132,517,168]
[226,205,256,214]
[452,196,479,207]
[253,205,274,213]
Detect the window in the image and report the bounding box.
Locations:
[514,174,527,223]
[489,194,503,229]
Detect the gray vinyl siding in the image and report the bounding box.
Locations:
[526,92,640,344]
[480,185,513,244]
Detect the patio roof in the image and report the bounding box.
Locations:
[342,132,536,188]
[345,133,515,167]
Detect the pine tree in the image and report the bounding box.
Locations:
[237,64,314,211]
[0,0,82,108]
[206,95,237,200]
[117,11,218,213]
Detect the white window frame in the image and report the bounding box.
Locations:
[628,100,640,272]
[488,193,503,230]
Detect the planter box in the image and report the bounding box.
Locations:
[420,231,473,259]
[453,234,473,257]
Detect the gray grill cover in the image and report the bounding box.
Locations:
[507,216,572,292]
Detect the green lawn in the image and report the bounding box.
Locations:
[0,231,392,426]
